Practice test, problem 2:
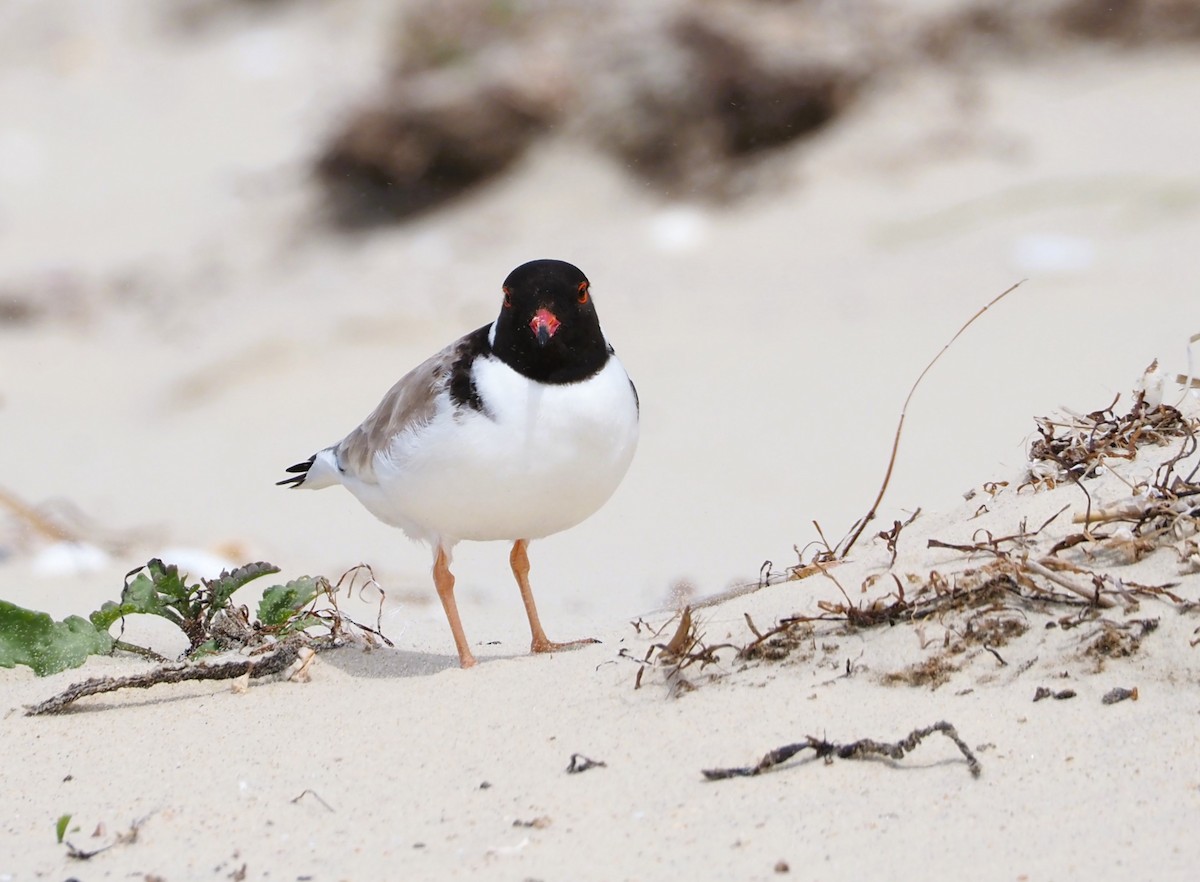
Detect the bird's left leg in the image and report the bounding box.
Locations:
[509,539,599,654]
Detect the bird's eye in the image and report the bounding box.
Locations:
[577,281,590,304]
[502,286,512,308]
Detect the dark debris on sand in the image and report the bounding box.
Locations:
[313,0,1200,225]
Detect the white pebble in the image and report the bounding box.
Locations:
[647,207,709,253]
[1010,233,1096,275]
[31,541,110,577]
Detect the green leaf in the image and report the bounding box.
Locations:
[189,639,220,657]
[257,577,322,629]
[127,568,182,615]
[203,562,281,620]
[0,600,114,677]
[55,814,71,844]
[93,559,196,632]
[142,558,194,610]
[89,598,153,633]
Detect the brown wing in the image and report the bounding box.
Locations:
[334,326,491,482]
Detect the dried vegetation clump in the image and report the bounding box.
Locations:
[884,654,961,689]
[1051,0,1200,42]
[635,374,1200,697]
[739,615,816,663]
[315,0,1200,224]
[1083,617,1159,669]
[1026,385,1192,487]
[628,608,735,697]
[318,0,864,224]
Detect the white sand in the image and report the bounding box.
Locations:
[3,2,1200,878]
[3,387,1198,880]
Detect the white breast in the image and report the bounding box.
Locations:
[348,353,639,545]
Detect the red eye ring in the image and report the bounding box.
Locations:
[502,286,512,308]
[577,281,590,304]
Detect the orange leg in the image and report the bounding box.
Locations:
[433,545,476,669]
[510,539,599,654]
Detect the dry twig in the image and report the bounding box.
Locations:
[702,721,981,780]
[632,607,736,694]
[838,281,1023,558]
[26,639,316,715]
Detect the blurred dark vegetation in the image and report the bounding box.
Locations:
[202,0,1200,225]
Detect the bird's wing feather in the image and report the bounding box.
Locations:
[334,325,491,483]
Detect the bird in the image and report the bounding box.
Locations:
[279,259,639,669]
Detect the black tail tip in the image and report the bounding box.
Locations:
[278,455,315,488]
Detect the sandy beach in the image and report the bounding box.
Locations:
[3,1,1200,879]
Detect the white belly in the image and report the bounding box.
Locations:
[345,355,639,545]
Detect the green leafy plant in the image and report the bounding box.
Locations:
[257,577,323,633]
[0,559,350,677]
[92,559,282,652]
[0,602,114,677]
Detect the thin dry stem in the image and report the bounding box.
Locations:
[839,281,1023,558]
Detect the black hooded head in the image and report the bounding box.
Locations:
[490,259,611,384]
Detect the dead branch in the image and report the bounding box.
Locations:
[26,639,316,715]
[1022,559,1112,607]
[702,720,980,780]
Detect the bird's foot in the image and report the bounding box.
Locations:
[531,636,600,654]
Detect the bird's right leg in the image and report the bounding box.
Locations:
[433,545,476,668]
